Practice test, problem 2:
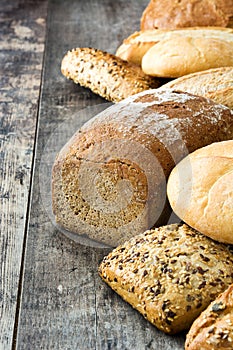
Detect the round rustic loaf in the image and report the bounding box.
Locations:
[140,0,233,30]
[167,140,233,244]
[52,90,233,246]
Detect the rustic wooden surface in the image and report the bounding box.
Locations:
[0,1,185,349]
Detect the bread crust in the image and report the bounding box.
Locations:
[52,90,233,246]
[99,223,233,334]
[142,36,233,77]
[167,140,233,244]
[116,27,233,69]
[160,67,233,109]
[185,284,233,350]
[61,47,160,102]
[140,0,233,30]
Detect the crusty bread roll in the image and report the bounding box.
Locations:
[99,223,233,334]
[116,27,233,66]
[185,283,233,350]
[167,140,233,244]
[61,48,160,102]
[142,36,233,77]
[52,90,233,246]
[140,0,233,30]
[159,67,233,109]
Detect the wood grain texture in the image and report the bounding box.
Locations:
[15,0,185,349]
[0,1,48,349]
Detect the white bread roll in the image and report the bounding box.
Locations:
[142,36,233,77]
[116,27,233,67]
[167,140,233,244]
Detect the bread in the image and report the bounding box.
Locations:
[167,140,233,244]
[98,223,233,334]
[61,47,160,102]
[159,67,233,109]
[142,36,233,77]
[140,0,233,30]
[185,284,233,350]
[116,27,233,68]
[52,90,233,247]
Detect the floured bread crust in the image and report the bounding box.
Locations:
[159,67,233,109]
[52,90,233,246]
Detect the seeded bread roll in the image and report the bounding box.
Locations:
[159,67,233,109]
[185,284,233,350]
[167,140,233,244]
[99,223,233,334]
[52,90,233,247]
[61,47,160,102]
[116,27,233,69]
[140,0,233,30]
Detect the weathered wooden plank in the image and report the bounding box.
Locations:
[16,0,185,349]
[0,1,48,349]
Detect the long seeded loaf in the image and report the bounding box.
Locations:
[99,223,233,334]
[185,284,233,350]
[61,47,160,102]
[140,0,233,30]
[52,90,233,247]
[116,27,233,67]
[159,67,233,109]
[167,140,233,244]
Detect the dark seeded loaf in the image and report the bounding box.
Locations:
[99,224,233,334]
[52,90,233,247]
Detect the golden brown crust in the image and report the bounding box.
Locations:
[115,27,233,72]
[160,67,233,109]
[99,223,233,334]
[140,0,233,30]
[52,90,233,246]
[61,47,160,102]
[142,36,233,77]
[185,284,233,350]
[167,140,233,244]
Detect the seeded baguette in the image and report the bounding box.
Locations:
[98,223,233,334]
[185,284,233,350]
[61,47,160,102]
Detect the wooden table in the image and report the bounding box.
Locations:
[0,1,185,349]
